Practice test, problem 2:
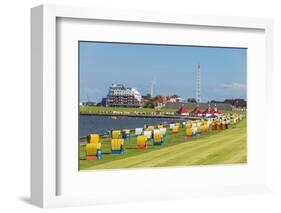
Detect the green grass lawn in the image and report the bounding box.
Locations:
[80,106,177,114]
[80,106,245,116]
[79,117,247,170]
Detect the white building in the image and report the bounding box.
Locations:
[167,94,183,103]
[106,84,142,107]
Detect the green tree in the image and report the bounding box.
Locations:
[187,98,197,103]
[143,99,155,108]
[146,93,152,99]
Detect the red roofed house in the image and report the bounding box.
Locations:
[177,106,189,115]
[213,105,222,116]
[202,105,214,117]
[191,107,203,116]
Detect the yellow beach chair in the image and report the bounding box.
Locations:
[153,133,163,145]
[136,135,148,149]
[112,130,121,139]
[186,121,192,128]
[86,142,102,160]
[197,126,202,135]
[87,134,100,144]
[157,124,164,129]
[212,122,217,130]
[186,128,193,137]
[147,126,154,131]
[172,126,179,134]
[111,139,124,154]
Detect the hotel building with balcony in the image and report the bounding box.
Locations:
[106,84,142,107]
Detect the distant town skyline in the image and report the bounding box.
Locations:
[79,42,247,103]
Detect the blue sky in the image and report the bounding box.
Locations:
[79,42,247,103]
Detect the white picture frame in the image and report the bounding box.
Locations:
[31,4,274,208]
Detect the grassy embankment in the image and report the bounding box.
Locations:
[80,106,177,115]
[80,106,245,116]
[79,117,247,170]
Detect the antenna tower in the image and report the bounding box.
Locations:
[196,64,202,103]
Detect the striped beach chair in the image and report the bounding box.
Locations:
[135,128,143,137]
[143,130,152,141]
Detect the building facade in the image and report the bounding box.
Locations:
[106,84,142,107]
[164,102,233,111]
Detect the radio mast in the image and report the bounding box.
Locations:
[196,64,202,103]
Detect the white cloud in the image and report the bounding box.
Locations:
[220,83,246,90]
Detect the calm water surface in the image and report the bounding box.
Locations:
[79,115,185,137]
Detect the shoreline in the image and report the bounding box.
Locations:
[80,112,201,120]
[79,114,206,142]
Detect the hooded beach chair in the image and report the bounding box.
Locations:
[87,134,100,144]
[122,129,130,140]
[181,121,186,128]
[147,126,154,131]
[157,124,164,129]
[217,120,222,130]
[153,133,163,145]
[86,142,102,160]
[222,120,227,130]
[186,128,193,138]
[143,130,152,141]
[226,119,230,128]
[111,139,124,154]
[153,129,160,138]
[197,125,203,135]
[191,122,197,128]
[186,121,192,128]
[159,128,167,137]
[212,121,217,130]
[135,128,143,136]
[136,135,148,149]
[192,127,198,137]
[112,130,121,139]
[240,114,243,121]
[203,124,209,132]
[169,123,175,131]
[208,119,212,127]
[172,125,179,134]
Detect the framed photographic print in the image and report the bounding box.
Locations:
[78,42,248,170]
[31,4,274,208]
